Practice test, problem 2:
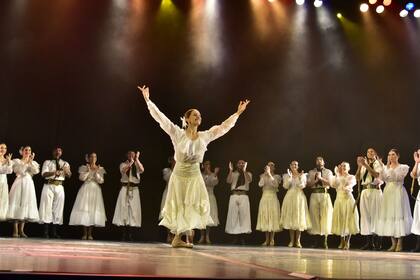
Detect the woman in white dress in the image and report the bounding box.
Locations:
[160,156,175,243]
[376,149,412,252]
[331,162,359,250]
[256,162,282,246]
[112,151,144,241]
[280,161,311,248]
[198,160,220,244]
[69,152,107,240]
[410,149,420,252]
[0,143,13,221]
[138,85,249,248]
[7,146,40,238]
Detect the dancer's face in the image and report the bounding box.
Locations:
[267,162,275,173]
[0,144,6,157]
[53,148,62,159]
[127,151,135,161]
[237,160,246,170]
[88,153,97,165]
[290,161,299,172]
[203,161,211,170]
[22,146,32,158]
[339,162,350,174]
[186,109,202,127]
[315,157,324,168]
[388,150,399,164]
[366,148,377,160]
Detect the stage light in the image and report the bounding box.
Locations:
[376,5,385,13]
[414,9,420,17]
[268,0,275,2]
[314,0,323,8]
[369,0,377,4]
[400,9,409,17]
[383,0,392,6]
[296,0,305,5]
[337,13,343,18]
[406,2,415,11]
[360,3,369,12]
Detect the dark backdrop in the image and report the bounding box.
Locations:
[1,0,420,248]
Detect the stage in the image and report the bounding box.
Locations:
[0,238,419,279]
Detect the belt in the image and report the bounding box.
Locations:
[122,182,140,188]
[47,179,64,186]
[122,183,139,204]
[363,184,379,190]
[312,188,327,194]
[231,190,248,195]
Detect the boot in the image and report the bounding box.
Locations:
[43,224,50,239]
[323,235,329,249]
[412,236,420,252]
[51,224,60,239]
[360,235,373,250]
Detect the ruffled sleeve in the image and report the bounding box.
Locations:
[79,165,90,182]
[147,100,182,140]
[282,174,292,190]
[94,167,106,184]
[0,160,13,175]
[27,161,40,176]
[344,175,357,192]
[163,168,172,183]
[202,113,239,144]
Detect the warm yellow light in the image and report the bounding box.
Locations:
[383,0,392,6]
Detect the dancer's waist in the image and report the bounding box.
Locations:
[363,184,379,190]
[121,182,140,188]
[231,190,248,195]
[46,179,64,186]
[173,162,201,177]
[312,187,327,193]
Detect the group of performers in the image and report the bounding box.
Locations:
[0,85,419,252]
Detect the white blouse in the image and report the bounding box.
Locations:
[12,159,40,177]
[163,168,172,184]
[78,165,106,184]
[283,173,306,190]
[0,160,13,184]
[259,174,281,191]
[331,174,356,194]
[360,160,383,186]
[42,159,70,181]
[147,100,239,164]
[202,172,219,191]
[119,161,142,184]
[379,164,409,184]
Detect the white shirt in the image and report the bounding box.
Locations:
[12,159,40,177]
[42,159,70,181]
[258,173,281,191]
[360,160,383,186]
[379,164,409,184]
[228,171,252,191]
[307,168,333,188]
[78,165,106,184]
[0,160,13,185]
[202,172,219,192]
[120,161,141,184]
[147,100,239,164]
[283,173,307,190]
[331,174,356,194]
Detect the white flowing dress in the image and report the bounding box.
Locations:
[256,174,282,232]
[146,100,239,234]
[0,160,13,220]
[203,172,220,227]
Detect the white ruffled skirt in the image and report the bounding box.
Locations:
[159,186,168,220]
[113,186,141,227]
[0,180,9,221]
[376,182,412,237]
[69,181,107,227]
[331,192,360,236]
[7,175,39,222]
[159,162,213,234]
[280,187,311,231]
[256,190,282,232]
[207,189,219,227]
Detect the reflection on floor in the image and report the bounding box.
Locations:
[0,238,419,279]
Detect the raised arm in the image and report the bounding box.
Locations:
[138,85,181,138]
[205,100,250,143]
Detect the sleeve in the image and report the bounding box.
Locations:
[41,161,50,176]
[79,165,90,182]
[120,162,128,176]
[94,167,106,184]
[306,170,315,186]
[258,174,265,187]
[330,176,338,189]
[246,172,253,184]
[146,100,182,139]
[298,174,307,189]
[27,161,40,176]
[0,161,13,174]
[202,113,239,144]
[282,174,291,190]
[396,165,409,182]
[210,174,219,186]
[345,175,357,192]
[163,168,172,183]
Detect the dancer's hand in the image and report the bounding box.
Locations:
[228,161,233,171]
[244,162,248,172]
[137,85,150,102]
[287,169,292,177]
[214,167,220,175]
[136,151,140,160]
[5,153,12,163]
[29,153,35,162]
[237,100,250,115]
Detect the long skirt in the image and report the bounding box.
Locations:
[7,175,39,222]
[360,187,382,235]
[280,187,311,231]
[375,182,412,237]
[331,192,360,236]
[159,162,213,234]
[256,190,281,232]
[69,181,107,227]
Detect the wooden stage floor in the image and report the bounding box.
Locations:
[0,238,419,279]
